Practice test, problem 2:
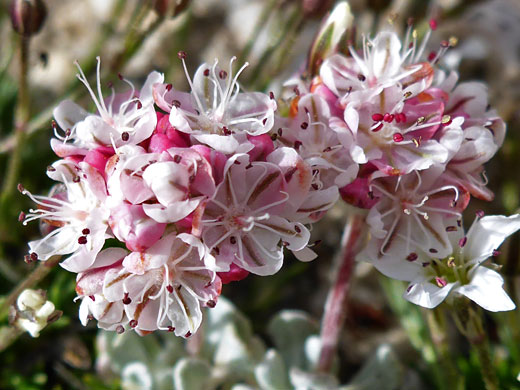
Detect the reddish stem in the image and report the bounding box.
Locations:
[317,213,365,373]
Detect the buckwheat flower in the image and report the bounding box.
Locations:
[79,234,221,336]
[362,169,469,259]
[22,160,110,272]
[436,74,506,201]
[319,29,435,105]
[276,92,358,188]
[158,56,276,154]
[201,153,311,275]
[365,214,520,311]
[52,57,163,154]
[330,85,463,176]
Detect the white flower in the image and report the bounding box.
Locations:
[15,289,57,337]
[363,214,520,311]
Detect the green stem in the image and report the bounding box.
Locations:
[237,0,279,65]
[426,307,464,390]
[452,298,499,390]
[0,35,30,208]
[249,5,304,89]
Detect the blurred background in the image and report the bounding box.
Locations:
[1,0,520,389]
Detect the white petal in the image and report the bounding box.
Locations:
[466,214,520,262]
[404,281,457,309]
[457,267,515,312]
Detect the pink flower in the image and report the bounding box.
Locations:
[201,153,311,275]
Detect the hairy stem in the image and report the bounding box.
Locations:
[317,213,365,373]
[452,298,499,390]
[426,307,464,390]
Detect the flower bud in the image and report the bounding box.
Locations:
[9,0,47,37]
[13,289,58,337]
[307,1,353,76]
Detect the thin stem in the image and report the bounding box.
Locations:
[237,0,279,65]
[452,298,499,390]
[0,256,61,321]
[426,307,464,390]
[316,213,365,373]
[0,35,30,208]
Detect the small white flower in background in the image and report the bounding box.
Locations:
[365,214,520,311]
[13,289,60,337]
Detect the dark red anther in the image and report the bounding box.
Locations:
[206,300,216,308]
[293,86,300,96]
[475,210,484,218]
[300,122,308,129]
[123,293,131,305]
[357,73,366,81]
[89,295,95,301]
[82,228,90,235]
[492,249,501,257]
[393,133,404,142]
[129,319,138,328]
[406,284,414,293]
[203,69,210,76]
[429,19,438,31]
[17,183,25,193]
[429,248,438,254]
[78,236,87,245]
[136,100,142,109]
[177,51,187,59]
[18,211,25,222]
[245,163,253,169]
[372,122,384,132]
[73,176,80,183]
[173,154,182,163]
[311,184,319,190]
[65,128,72,137]
[458,236,467,248]
[428,51,437,62]
[30,252,38,261]
[168,326,175,332]
[294,140,302,150]
[121,132,130,142]
[185,331,192,337]
[277,128,283,136]
[172,99,181,108]
[47,165,56,172]
[294,225,301,233]
[24,255,32,264]
[118,73,124,81]
[262,118,267,125]
[269,91,275,100]
[406,253,418,262]
[219,70,227,79]
[166,285,174,293]
[372,113,384,122]
[230,236,237,245]
[116,325,125,334]
[166,83,173,91]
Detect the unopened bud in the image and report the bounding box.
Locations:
[308,1,353,76]
[9,0,47,37]
[14,288,58,337]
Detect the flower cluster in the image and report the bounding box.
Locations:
[21,55,330,336]
[22,5,518,337]
[296,15,518,311]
